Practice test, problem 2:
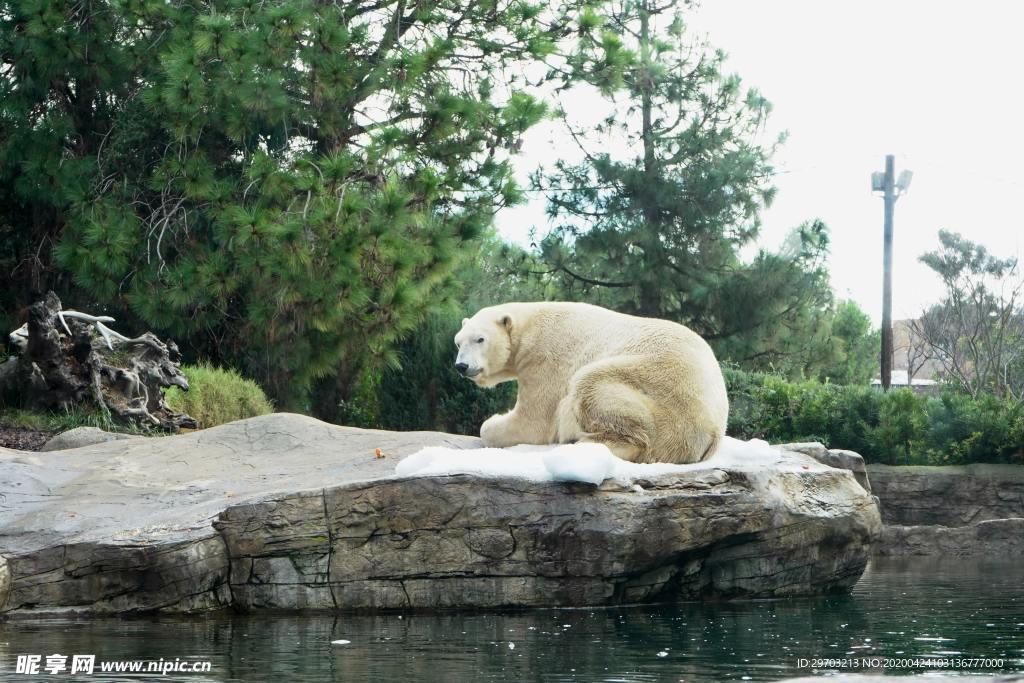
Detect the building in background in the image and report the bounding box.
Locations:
[872,319,944,394]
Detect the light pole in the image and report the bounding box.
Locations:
[871,155,913,391]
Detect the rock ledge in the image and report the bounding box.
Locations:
[0,414,880,615]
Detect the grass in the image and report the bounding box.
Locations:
[2,363,273,435]
[0,404,142,435]
[165,362,273,429]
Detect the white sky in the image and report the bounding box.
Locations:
[494,0,1024,324]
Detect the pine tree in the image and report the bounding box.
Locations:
[533,0,834,370]
[1,0,588,413]
[817,300,880,386]
[374,231,549,432]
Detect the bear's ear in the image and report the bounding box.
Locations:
[461,317,469,328]
[499,314,512,331]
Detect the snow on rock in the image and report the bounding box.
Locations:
[540,444,618,485]
[394,436,805,485]
[394,445,553,481]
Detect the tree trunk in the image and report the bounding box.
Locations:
[637,0,661,317]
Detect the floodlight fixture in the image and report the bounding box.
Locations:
[896,170,913,193]
[871,171,885,194]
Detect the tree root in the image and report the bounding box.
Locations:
[5,292,197,431]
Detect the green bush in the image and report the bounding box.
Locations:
[724,369,1024,465]
[923,392,1024,465]
[866,389,928,464]
[165,363,273,429]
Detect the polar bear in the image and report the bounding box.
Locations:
[454,302,728,464]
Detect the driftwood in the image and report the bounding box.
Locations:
[1,292,197,431]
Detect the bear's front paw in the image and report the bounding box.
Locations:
[480,414,509,448]
[480,420,498,447]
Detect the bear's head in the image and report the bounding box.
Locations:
[453,309,514,387]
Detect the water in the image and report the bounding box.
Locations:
[1,558,1022,681]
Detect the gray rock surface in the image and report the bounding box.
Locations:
[868,463,1024,526]
[868,464,1024,555]
[876,518,1024,556]
[40,426,139,451]
[0,414,880,615]
[777,442,872,493]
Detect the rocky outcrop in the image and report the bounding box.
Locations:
[877,518,1024,556]
[40,426,139,451]
[869,464,1024,556]
[778,442,872,493]
[869,464,1024,526]
[0,414,880,616]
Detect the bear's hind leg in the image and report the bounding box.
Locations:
[568,357,655,462]
[556,394,643,461]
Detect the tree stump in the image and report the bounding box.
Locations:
[1,292,197,431]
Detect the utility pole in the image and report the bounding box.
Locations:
[872,155,912,391]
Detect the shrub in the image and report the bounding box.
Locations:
[865,389,929,464]
[724,369,1024,465]
[829,385,881,457]
[923,392,1024,465]
[165,363,273,429]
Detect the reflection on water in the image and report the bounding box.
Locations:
[1,558,1022,681]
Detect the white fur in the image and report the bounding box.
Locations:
[455,302,729,464]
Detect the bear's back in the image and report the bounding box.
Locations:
[521,301,706,351]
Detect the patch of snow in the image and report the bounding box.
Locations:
[394,436,814,485]
[395,445,552,480]
[541,443,619,484]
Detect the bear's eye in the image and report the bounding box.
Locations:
[476,337,485,344]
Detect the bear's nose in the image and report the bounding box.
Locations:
[455,362,469,375]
